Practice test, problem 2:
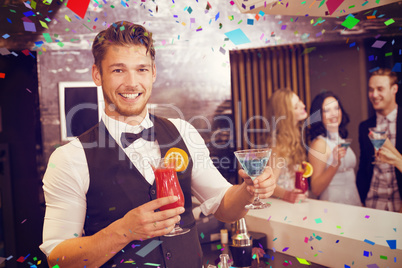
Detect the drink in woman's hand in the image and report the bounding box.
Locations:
[295,170,308,194]
[154,166,185,211]
[340,138,352,149]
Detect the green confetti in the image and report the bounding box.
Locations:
[39,20,49,29]
[385,52,392,56]
[349,5,355,8]
[342,16,360,29]
[49,163,56,168]
[43,33,52,43]
[217,244,222,250]
[301,1,306,4]
[200,232,205,239]
[315,218,322,224]
[318,0,325,8]
[384,19,395,26]
[52,265,60,268]
[57,41,64,48]
[380,255,387,260]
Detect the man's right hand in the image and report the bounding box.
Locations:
[119,196,185,241]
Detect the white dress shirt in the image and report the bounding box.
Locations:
[40,110,232,256]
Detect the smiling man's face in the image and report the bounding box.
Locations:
[92,44,156,124]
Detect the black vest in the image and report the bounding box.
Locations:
[79,115,203,267]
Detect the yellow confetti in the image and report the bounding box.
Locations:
[39,20,48,29]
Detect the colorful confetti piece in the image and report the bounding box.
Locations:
[224,28,251,45]
[386,240,396,250]
[66,0,90,19]
[136,240,163,257]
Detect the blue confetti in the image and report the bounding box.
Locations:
[136,240,163,257]
[23,10,35,17]
[364,239,375,245]
[386,240,397,250]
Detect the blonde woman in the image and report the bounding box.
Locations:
[266,89,308,203]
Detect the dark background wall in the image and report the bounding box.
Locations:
[0,51,43,267]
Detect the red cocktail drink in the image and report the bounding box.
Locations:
[154,166,185,211]
[151,158,190,237]
[295,170,308,194]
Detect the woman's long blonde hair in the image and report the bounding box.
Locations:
[266,88,306,167]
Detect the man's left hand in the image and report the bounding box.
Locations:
[239,167,276,199]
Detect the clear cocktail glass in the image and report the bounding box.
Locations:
[234,148,272,209]
[368,127,388,164]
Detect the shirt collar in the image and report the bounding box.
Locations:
[101,109,154,147]
[376,106,398,124]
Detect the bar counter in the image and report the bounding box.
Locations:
[244,198,402,267]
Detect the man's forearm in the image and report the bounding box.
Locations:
[213,183,254,223]
[48,218,129,268]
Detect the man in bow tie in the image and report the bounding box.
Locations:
[40,21,276,267]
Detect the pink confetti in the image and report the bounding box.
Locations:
[303,216,307,220]
[304,237,309,243]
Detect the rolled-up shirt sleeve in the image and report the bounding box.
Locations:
[169,119,232,216]
[40,140,88,256]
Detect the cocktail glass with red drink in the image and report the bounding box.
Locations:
[152,158,190,237]
[295,164,308,195]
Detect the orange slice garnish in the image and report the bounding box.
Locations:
[302,161,313,178]
[164,148,189,172]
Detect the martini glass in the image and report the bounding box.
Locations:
[368,127,388,164]
[151,158,190,237]
[340,138,352,149]
[234,148,272,209]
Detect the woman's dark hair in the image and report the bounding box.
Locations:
[308,91,350,141]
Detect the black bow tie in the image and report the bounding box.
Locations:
[121,127,156,148]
